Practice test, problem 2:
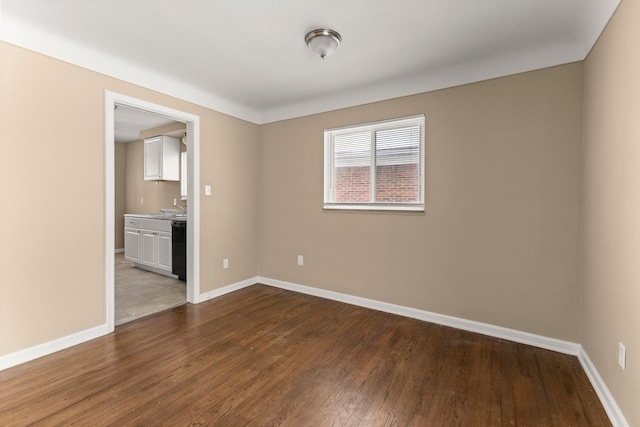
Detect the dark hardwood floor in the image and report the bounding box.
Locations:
[0,284,610,426]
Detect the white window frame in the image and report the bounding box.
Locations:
[324,114,425,212]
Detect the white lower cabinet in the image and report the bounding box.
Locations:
[124,216,173,275]
[157,232,173,271]
[141,230,158,267]
[124,228,142,263]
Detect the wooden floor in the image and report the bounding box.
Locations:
[0,285,610,426]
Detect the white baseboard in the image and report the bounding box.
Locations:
[258,276,581,355]
[0,323,109,371]
[198,276,258,302]
[578,347,630,427]
[115,248,125,254]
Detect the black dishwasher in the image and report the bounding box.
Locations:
[171,221,187,281]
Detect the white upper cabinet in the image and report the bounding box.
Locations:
[144,135,180,181]
[180,151,187,200]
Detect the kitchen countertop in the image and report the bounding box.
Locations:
[124,213,187,221]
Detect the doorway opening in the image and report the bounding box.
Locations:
[105,91,201,333]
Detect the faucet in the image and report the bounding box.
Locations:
[172,199,186,211]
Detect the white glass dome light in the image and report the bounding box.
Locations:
[305,29,342,59]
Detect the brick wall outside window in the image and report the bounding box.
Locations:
[335,163,419,203]
[335,166,371,203]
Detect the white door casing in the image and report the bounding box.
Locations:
[105,90,201,333]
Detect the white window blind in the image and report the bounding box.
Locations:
[324,115,425,211]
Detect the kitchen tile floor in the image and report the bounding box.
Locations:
[115,253,186,326]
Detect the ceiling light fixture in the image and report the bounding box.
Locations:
[305,28,342,59]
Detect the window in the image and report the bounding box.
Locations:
[324,115,425,211]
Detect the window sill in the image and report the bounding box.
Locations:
[323,204,424,213]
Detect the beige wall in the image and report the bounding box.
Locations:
[123,139,182,215]
[0,42,260,356]
[114,142,126,249]
[259,63,584,342]
[584,0,640,425]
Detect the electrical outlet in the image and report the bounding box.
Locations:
[205,185,212,196]
[223,258,229,269]
[297,255,304,266]
[619,343,626,370]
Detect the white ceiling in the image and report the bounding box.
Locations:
[114,105,179,143]
[1,0,620,124]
